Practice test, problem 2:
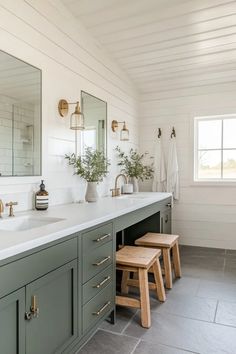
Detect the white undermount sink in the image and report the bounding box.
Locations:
[0,215,64,232]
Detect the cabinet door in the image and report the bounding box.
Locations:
[26,260,78,354]
[160,209,171,234]
[0,288,25,354]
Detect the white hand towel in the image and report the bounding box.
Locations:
[167,138,179,200]
[152,138,167,192]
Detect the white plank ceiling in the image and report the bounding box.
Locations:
[61,0,236,95]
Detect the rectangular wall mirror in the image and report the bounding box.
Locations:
[81,91,107,155]
[0,50,41,177]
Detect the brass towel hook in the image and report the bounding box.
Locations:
[171,127,176,138]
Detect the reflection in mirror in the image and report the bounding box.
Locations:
[80,92,107,155]
[0,50,41,177]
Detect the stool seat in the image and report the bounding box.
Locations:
[135,233,179,248]
[135,233,181,289]
[116,245,161,268]
[116,246,165,328]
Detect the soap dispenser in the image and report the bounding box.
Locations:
[35,180,49,210]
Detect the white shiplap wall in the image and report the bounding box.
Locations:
[66,0,236,250]
[140,86,236,250]
[0,0,139,213]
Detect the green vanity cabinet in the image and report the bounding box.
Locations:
[160,208,171,234]
[0,198,172,354]
[0,288,25,354]
[0,223,116,354]
[81,223,115,335]
[0,236,79,354]
[0,260,77,354]
[25,260,78,354]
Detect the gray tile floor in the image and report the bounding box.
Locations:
[79,246,236,354]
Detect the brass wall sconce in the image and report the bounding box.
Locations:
[58,99,84,130]
[111,120,129,141]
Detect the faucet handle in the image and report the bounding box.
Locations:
[110,188,120,197]
[5,201,18,217]
[0,199,4,217]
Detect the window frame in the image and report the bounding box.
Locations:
[194,114,236,183]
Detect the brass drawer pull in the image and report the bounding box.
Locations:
[93,256,111,266]
[93,276,111,289]
[25,295,39,321]
[94,233,111,242]
[92,301,111,316]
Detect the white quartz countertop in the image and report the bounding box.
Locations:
[0,192,171,261]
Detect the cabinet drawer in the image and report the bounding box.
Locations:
[0,237,77,299]
[158,197,172,211]
[83,241,113,283]
[83,282,113,334]
[82,223,113,252]
[83,265,113,305]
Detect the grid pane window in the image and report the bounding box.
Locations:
[223,119,236,149]
[195,116,236,181]
[198,150,221,179]
[223,150,236,179]
[198,120,221,149]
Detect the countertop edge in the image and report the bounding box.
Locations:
[0,193,172,262]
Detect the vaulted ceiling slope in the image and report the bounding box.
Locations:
[62,0,236,98]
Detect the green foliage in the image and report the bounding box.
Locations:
[65,147,110,182]
[115,146,154,181]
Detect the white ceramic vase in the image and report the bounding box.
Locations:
[130,177,139,193]
[85,181,99,202]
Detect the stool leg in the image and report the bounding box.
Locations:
[163,248,172,289]
[138,268,151,328]
[172,241,182,278]
[152,259,166,302]
[121,270,130,294]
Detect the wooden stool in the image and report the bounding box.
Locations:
[116,245,166,328]
[135,233,181,289]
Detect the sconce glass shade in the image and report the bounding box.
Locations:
[70,102,84,130]
[120,122,129,141]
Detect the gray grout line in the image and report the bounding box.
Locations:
[130,339,141,354]
[214,300,219,323]
[139,338,201,354]
[150,309,219,326]
[97,309,138,337]
[150,309,217,325]
[121,309,138,335]
[97,327,144,343]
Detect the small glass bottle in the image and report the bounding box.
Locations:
[35,180,49,210]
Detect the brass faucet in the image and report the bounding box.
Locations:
[5,201,18,217]
[0,199,4,218]
[111,174,128,197]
